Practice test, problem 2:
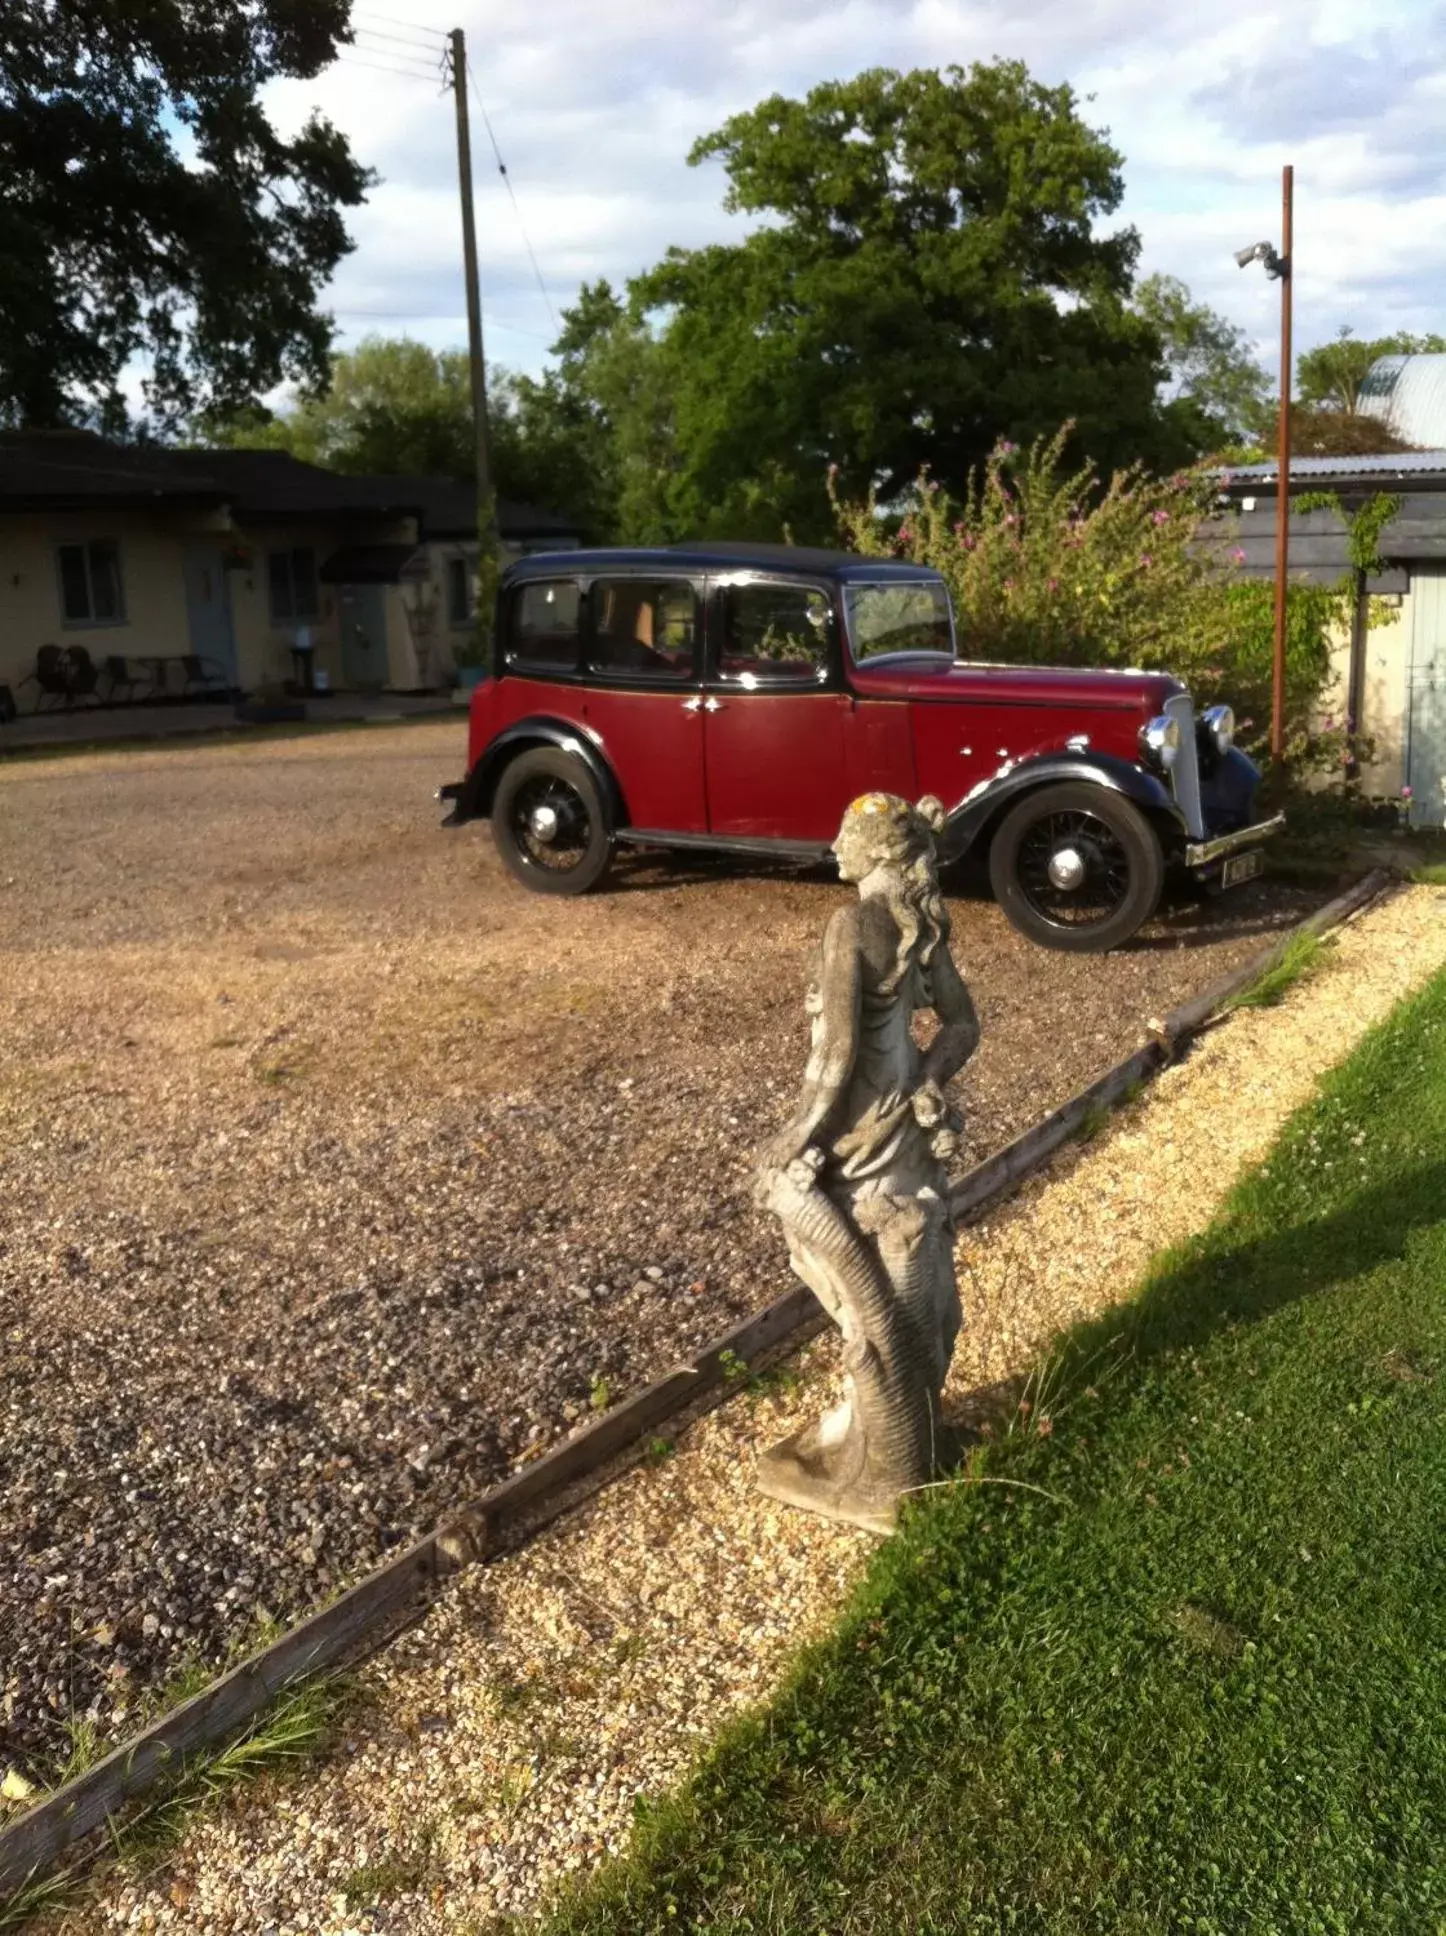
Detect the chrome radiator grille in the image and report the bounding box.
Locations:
[1164,692,1206,839]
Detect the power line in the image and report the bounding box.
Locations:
[352,28,446,64]
[465,59,558,333]
[350,19,448,54]
[351,7,449,46]
[335,49,445,85]
[348,42,447,81]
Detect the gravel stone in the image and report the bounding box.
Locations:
[0,726,1325,1777]
[69,882,1446,1936]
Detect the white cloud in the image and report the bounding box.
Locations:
[254,0,1445,382]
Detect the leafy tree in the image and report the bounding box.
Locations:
[0,0,371,431]
[1296,328,1446,415]
[206,332,620,540]
[621,63,1193,543]
[1131,273,1274,446]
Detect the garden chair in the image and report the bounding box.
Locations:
[181,653,230,697]
[61,644,102,705]
[17,645,71,710]
[102,654,148,704]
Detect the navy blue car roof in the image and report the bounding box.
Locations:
[501,543,944,582]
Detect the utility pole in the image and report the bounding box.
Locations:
[1271,164,1294,763]
[449,27,499,669]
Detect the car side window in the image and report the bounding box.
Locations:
[718,582,832,686]
[508,580,581,672]
[588,578,696,681]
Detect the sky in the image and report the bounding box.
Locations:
[258,0,1446,391]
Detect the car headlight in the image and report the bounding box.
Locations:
[1141,714,1181,769]
[1201,704,1235,754]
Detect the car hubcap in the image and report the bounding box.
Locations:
[511,776,590,872]
[1017,810,1132,928]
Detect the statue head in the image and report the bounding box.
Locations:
[833,793,950,983]
[833,792,946,885]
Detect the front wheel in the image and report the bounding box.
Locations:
[988,782,1164,952]
[491,747,613,896]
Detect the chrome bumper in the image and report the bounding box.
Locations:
[1184,812,1286,869]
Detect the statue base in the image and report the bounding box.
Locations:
[756,1413,966,1538]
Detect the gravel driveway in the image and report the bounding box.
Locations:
[0,722,1327,1777]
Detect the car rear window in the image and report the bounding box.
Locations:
[509,580,581,671]
[588,579,696,681]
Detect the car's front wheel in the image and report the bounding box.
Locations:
[491,747,613,896]
[987,782,1164,952]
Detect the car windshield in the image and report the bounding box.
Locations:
[845,581,954,661]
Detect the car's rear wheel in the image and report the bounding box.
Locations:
[988,782,1164,952]
[491,747,613,896]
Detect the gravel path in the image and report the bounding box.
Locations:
[56,880,1446,1936]
[1,724,1325,1782]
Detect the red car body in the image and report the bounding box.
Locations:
[440,544,1282,951]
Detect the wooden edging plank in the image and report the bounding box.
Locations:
[0,867,1397,1899]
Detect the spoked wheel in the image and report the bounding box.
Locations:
[988,782,1163,952]
[491,747,613,896]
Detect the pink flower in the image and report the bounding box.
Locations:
[1152,509,1170,526]
[1402,785,1414,799]
[899,526,913,544]
[998,439,1018,456]
[1003,578,1015,590]
[1047,576,1060,593]
[1231,547,1246,564]
[1139,554,1153,569]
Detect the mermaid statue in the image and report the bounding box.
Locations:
[753,792,980,1533]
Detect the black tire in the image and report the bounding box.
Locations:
[987,782,1164,953]
[491,747,613,896]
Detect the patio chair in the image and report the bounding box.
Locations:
[181,653,230,697]
[17,645,70,710]
[61,644,102,705]
[102,654,147,704]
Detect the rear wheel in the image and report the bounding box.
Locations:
[491,747,613,896]
[988,782,1164,952]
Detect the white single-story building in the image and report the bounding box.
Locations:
[0,430,581,710]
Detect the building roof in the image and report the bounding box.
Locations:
[0,430,582,543]
[1220,451,1446,487]
[1359,354,1446,448]
[504,543,945,583]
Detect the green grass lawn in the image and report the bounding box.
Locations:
[523,968,1446,1936]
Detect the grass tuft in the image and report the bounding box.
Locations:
[1226,926,1330,1010]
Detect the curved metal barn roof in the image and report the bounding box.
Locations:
[1359,353,1446,447]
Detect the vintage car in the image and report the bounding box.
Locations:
[438,544,1283,952]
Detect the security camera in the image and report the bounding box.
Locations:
[1235,242,1269,268]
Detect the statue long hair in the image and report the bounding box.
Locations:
[836,794,950,995]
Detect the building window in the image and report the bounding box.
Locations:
[267,547,320,624]
[446,557,473,627]
[56,540,125,625]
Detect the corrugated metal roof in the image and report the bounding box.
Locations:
[1359,353,1446,447]
[1222,451,1446,481]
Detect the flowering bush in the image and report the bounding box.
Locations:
[827,426,1341,764]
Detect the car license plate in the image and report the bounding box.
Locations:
[1220,849,1265,890]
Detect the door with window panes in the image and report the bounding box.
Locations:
[576,576,708,832]
[701,577,851,841]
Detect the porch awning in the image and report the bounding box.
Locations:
[319,544,427,584]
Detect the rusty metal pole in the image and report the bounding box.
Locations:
[450,27,499,671]
[1271,164,1294,762]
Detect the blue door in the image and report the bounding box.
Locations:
[183,546,238,686]
[1407,568,1446,828]
[339,583,390,690]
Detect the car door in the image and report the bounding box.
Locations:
[572,573,709,834]
[701,574,852,843]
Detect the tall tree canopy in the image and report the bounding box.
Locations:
[613,63,1189,541]
[0,0,370,430]
[1296,328,1446,415]
[1131,273,1274,448]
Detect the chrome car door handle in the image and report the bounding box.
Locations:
[703,696,723,712]
[682,695,703,713]
[683,696,725,713]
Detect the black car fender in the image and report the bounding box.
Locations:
[453,717,628,828]
[940,752,1187,864]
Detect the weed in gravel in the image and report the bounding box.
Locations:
[588,1374,614,1413]
[1228,929,1330,1010]
[718,1349,750,1386]
[1074,1100,1112,1144]
[341,1820,438,1908]
[644,1437,675,1466]
[1412,863,1446,886]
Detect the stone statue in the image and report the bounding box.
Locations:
[753,793,980,1534]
